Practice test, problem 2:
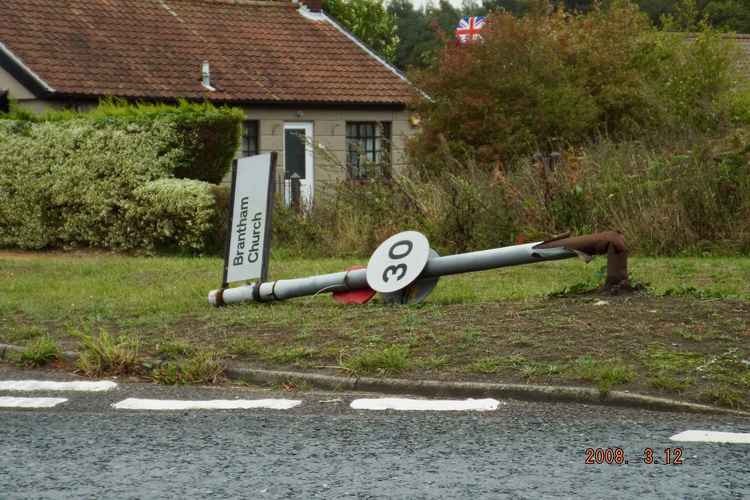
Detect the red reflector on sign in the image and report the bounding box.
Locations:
[332,266,376,305]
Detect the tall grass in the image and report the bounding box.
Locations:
[273,130,750,257]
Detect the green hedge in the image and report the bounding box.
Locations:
[0,101,242,252]
[3,100,244,184]
[125,179,220,252]
[89,100,243,184]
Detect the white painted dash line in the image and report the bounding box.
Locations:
[670,430,750,444]
[112,398,302,411]
[350,398,501,411]
[0,397,68,408]
[0,380,117,392]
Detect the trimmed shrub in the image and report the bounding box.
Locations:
[0,118,182,249]
[0,101,242,252]
[88,100,244,183]
[125,179,219,252]
[2,99,244,183]
[173,110,242,184]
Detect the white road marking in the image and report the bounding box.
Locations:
[0,380,117,392]
[112,398,302,411]
[350,398,501,411]
[670,430,750,444]
[0,397,68,408]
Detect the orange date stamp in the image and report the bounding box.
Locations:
[584,447,684,465]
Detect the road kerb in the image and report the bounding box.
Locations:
[1,343,748,416]
[225,366,750,417]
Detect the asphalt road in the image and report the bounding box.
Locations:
[1,367,748,499]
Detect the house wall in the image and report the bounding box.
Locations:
[0,65,34,99]
[0,65,49,113]
[240,107,416,195]
[736,35,750,77]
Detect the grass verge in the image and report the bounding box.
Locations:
[1,251,749,408]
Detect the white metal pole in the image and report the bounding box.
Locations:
[208,240,577,307]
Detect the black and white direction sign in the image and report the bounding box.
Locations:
[223,153,276,285]
[366,231,431,293]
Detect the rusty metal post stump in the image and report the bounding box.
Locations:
[534,231,629,290]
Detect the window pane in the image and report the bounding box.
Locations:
[284,129,306,179]
[242,120,259,157]
[346,121,392,180]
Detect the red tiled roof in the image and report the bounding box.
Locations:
[0,0,414,105]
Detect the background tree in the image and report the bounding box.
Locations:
[701,0,750,32]
[634,0,676,23]
[636,0,750,31]
[388,0,434,68]
[481,0,528,16]
[323,0,400,62]
[383,0,750,72]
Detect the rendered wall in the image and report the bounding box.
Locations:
[0,66,55,113]
[237,107,416,195]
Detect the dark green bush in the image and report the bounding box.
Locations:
[88,101,244,184]
[210,183,232,253]
[174,111,241,184]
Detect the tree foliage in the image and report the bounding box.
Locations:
[385,0,750,71]
[324,0,400,62]
[409,0,744,170]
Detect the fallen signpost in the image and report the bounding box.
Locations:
[209,226,628,307]
[209,153,628,307]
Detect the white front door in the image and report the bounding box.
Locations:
[283,122,314,207]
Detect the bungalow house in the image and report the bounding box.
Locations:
[0,0,418,203]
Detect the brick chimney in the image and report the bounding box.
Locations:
[300,0,322,12]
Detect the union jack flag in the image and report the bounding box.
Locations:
[456,16,485,44]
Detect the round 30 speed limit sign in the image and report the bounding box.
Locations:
[366,231,431,293]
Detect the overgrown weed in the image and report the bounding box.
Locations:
[74,329,141,377]
[342,345,410,376]
[150,351,225,385]
[19,336,60,367]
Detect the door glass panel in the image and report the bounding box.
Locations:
[284,129,306,179]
